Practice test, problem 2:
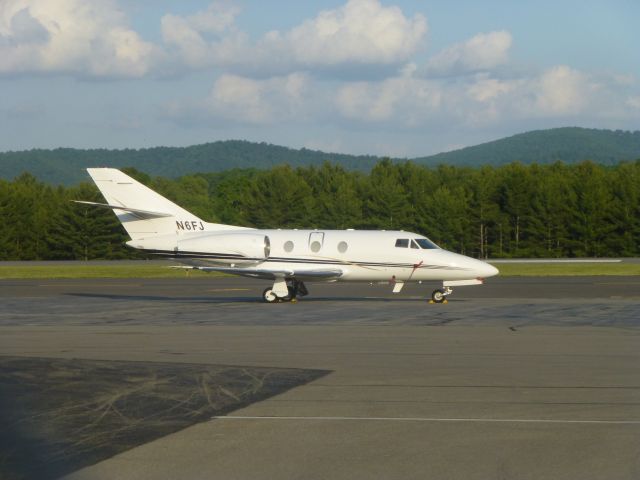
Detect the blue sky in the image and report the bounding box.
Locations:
[1,0,638,157]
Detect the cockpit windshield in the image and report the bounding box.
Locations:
[395,237,440,249]
[414,238,439,249]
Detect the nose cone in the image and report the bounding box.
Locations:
[437,250,499,279]
[477,261,499,278]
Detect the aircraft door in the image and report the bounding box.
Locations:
[308,232,324,253]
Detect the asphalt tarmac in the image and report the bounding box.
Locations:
[1,276,639,479]
[0,356,326,480]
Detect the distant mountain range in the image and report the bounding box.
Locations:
[1,127,639,185]
[415,127,640,167]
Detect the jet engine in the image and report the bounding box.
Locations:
[177,232,270,265]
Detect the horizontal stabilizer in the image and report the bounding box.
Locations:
[72,201,173,219]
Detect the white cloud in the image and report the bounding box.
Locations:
[269,0,427,67]
[0,0,155,77]
[466,74,513,102]
[0,0,425,78]
[529,65,595,116]
[426,30,512,76]
[336,71,442,124]
[332,63,634,129]
[160,1,247,69]
[5,0,635,140]
[204,72,310,124]
[177,1,239,34]
[160,0,427,76]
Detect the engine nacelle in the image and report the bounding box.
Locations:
[178,232,270,265]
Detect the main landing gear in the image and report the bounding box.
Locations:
[431,286,453,303]
[263,279,308,303]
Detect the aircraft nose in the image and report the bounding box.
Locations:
[441,251,499,278]
[477,261,499,278]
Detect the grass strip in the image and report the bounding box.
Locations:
[0,265,215,279]
[0,262,638,279]
[489,262,640,276]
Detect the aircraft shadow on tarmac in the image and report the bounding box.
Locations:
[67,292,264,303]
[66,292,436,304]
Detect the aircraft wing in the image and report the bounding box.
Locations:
[176,265,344,281]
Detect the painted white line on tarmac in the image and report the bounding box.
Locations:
[38,283,142,287]
[208,288,251,292]
[212,415,640,425]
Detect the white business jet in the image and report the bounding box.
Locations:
[78,168,498,303]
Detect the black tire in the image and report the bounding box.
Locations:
[431,289,446,303]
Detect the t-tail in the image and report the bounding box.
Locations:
[77,168,244,248]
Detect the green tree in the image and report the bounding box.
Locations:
[468,166,501,258]
[607,162,640,255]
[244,165,316,228]
[567,162,615,256]
[205,169,258,226]
[304,162,363,229]
[362,159,409,229]
[497,163,535,256]
[47,183,133,260]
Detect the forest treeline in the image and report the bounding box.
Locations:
[1,159,639,260]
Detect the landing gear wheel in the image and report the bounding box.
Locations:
[431,289,446,303]
[263,288,278,303]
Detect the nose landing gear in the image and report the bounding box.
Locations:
[431,287,452,303]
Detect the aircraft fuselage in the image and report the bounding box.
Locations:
[130,227,498,283]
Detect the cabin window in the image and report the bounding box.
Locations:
[284,240,294,252]
[395,239,409,248]
[337,241,348,253]
[310,241,322,253]
[414,238,439,249]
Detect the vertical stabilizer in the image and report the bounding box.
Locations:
[86,168,238,240]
